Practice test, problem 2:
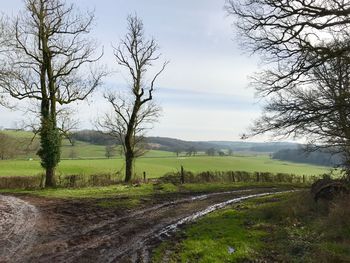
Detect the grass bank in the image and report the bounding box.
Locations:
[152,191,350,262]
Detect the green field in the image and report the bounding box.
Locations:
[0,154,331,178]
[2,130,180,159]
[0,130,333,178]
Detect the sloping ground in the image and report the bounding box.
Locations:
[0,188,290,262]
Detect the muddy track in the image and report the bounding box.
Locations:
[0,188,290,263]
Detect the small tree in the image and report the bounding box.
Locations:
[0,0,105,187]
[173,148,181,157]
[99,15,168,182]
[186,146,197,156]
[68,147,78,159]
[206,147,216,156]
[218,151,226,157]
[105,145,116,159]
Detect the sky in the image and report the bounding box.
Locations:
[0,0,266,141]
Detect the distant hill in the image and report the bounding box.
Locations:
[2,129,302,159]
[205,141,300,153]
[145,137,300,153]
[70,130,300,153]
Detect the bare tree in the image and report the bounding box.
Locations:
[105,145,116,159]
[186,146,197,156]
[226,0,350,95]
[99,15,167,182]
[0,0,105,187]
[68,147,78,159]
[254,54,350,173]
[206,147,216,156]
[173,148,182,157]
[227,0,350,173]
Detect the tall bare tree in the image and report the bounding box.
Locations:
[0,0,105,187]
[99,15,167,182]
[227,0,350,173]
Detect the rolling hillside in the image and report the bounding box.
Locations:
[1,129,301,160]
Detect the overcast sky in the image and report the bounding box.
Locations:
[0,0,266,141]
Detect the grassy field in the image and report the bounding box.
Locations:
[0,130,333,178]
[0,154,331,178]
[2,130,180,159]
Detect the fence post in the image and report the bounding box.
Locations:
[143,171,147,183]
[256,172,260,182]
[232,171,235,183]
[303,174,305,184]
[180,165,185,184]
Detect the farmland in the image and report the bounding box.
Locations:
[0,130,332,178]
[0,154,331,178]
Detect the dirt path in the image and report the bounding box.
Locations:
[0,188,288,263]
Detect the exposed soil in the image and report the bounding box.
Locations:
[0,187,289,263]
[0,195,39,262]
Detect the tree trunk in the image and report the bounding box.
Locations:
[45,166,56,187]
[125,152,133,183]
[39,117,61,188]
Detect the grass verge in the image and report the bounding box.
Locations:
[0,182,302,199]
[152,191,350,262]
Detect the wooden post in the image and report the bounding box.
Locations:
[303,174,305,184]
[256,172,260,182]
[143,171,147,183]
[180,165,185,184]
